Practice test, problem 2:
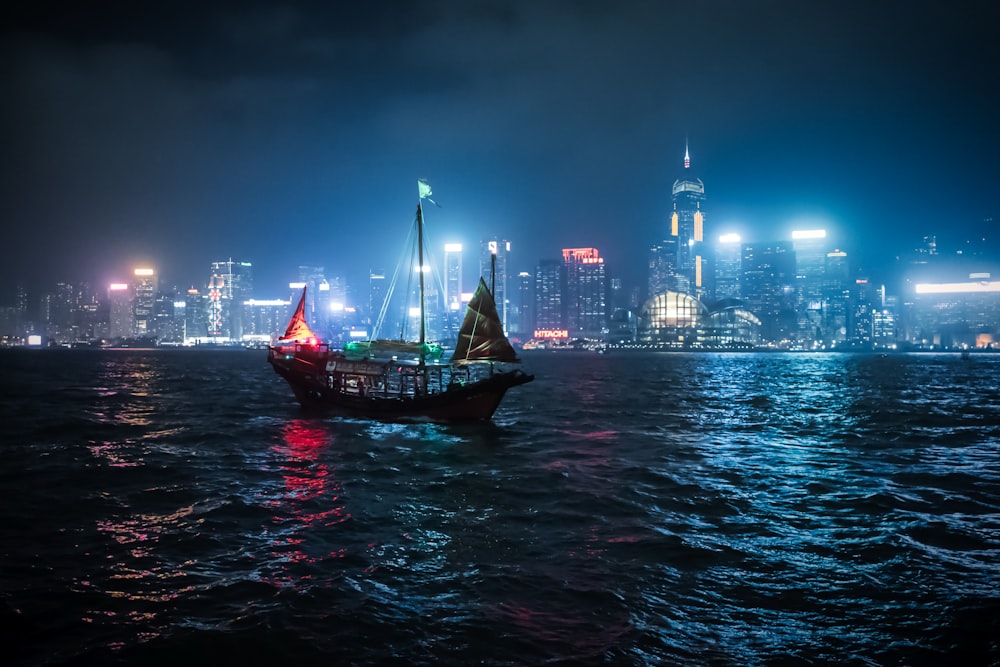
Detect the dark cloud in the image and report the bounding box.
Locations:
[1,0,997,299]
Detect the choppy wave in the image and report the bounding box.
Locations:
[1,349,998,665]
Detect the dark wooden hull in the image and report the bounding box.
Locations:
[268,347,533,423]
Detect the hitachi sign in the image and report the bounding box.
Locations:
[534,329,569,339]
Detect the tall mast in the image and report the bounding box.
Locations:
[490,246,496,295]
[417,201,426,346]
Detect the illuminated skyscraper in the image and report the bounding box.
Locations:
[849,277,887,348]
[42,281,75,342]
[650,143,706,300]
[443,243,463,339]
[823,250,850,346]
[873,308,898,347]
[184,288,208,341]
[563,247,607,338]
[512,270,532,338]
[132,268,157,337]
[648,238,678,297]
[207,277,224,338]
[670,143,706,297]
[792,230,828,347]
[243,298,293,340]
[108,282,133,340]
[154,292,186,344]
[534,259,564,331]
[714,233,743,300]
[444,244,463,314]
[368,268,387,331]
[742,241,796,344]
[208,259,252,340]
[15,282,28,318]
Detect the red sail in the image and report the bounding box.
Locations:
[451,277,518,363]
[279,287,318,343]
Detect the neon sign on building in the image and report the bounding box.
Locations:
[534,329,569,339]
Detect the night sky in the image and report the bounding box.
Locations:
[2,0,998,299]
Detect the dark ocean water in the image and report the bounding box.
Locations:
[1,349,998,666]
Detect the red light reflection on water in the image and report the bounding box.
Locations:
[274,420,333,503]
[261,420,351,586]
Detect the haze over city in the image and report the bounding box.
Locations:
[2,0,998,297]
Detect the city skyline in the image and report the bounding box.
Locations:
[4,219,999,350]
[2,1,997,297]
[3,221,996,305]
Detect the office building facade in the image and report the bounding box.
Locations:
[534,259,564,332]
[741,241,797,344]
[562,247,608,338]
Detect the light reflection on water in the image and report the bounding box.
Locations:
[2,349,998,665]
[258,419,350,585]
[84,355,166,467]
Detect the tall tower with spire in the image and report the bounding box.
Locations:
[649,142,707,300]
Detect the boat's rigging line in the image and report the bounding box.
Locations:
[461,297,483,361]
[373,208,453,346]
[372,218,416,342]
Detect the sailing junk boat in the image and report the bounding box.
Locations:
[268,186,533,422]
